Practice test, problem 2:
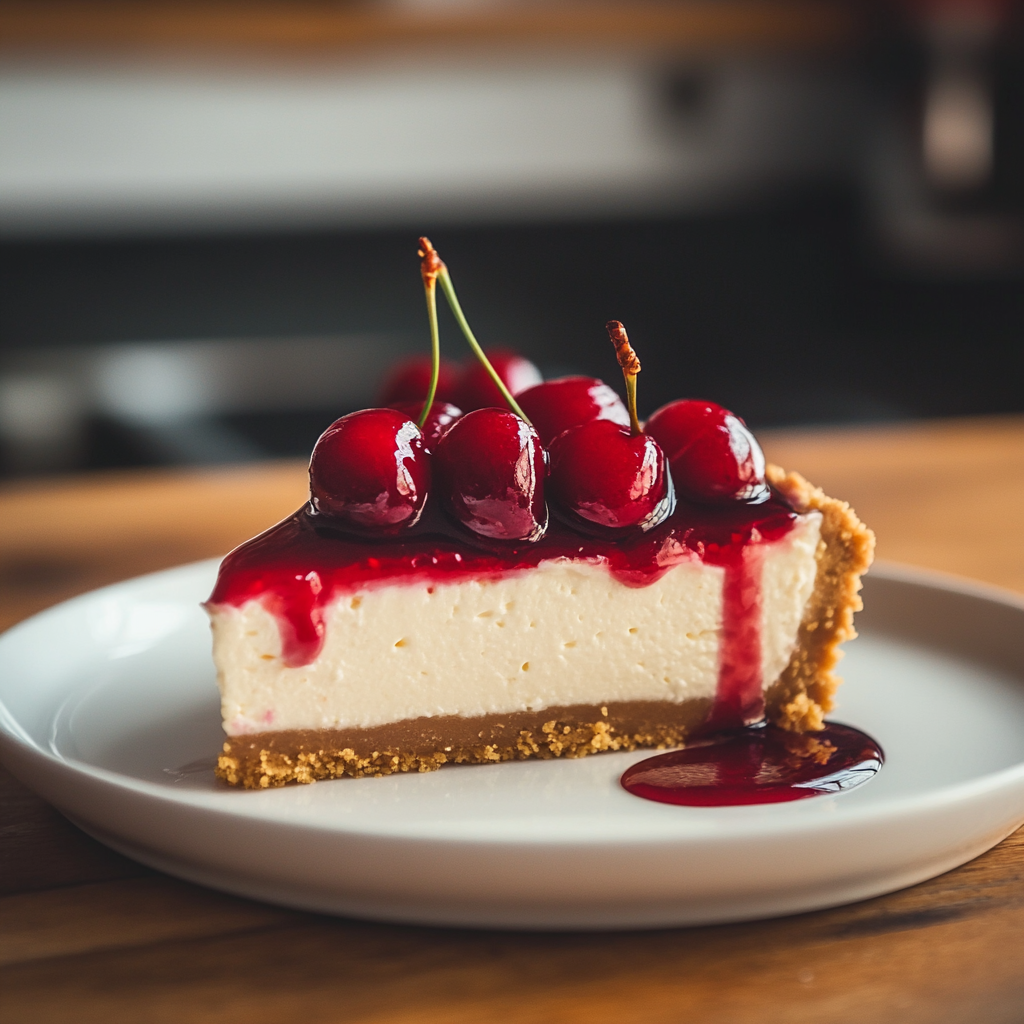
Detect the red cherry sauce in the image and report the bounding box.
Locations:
[620,722,884,806]
[207,494,797,686]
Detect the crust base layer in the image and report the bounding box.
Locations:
[216,699,712,788]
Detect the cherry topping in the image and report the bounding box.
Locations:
[433,408,547,541]
[516,376,630,446]
[645,399,769,504]
[455,349,542,413]
[548,419,673,531]
[309,408,430,530]
[388,400,462,452]
[546,320,673,532]
[378,355,460,406]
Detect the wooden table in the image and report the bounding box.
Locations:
[2,415,1024,1023]
[0,1,856,56]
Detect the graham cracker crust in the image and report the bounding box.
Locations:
[216,468,873,788]
[217,700,711,788]
[764,465,875,732]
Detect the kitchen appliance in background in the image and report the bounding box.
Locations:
[0,1,868,475]
[0,4,859,236]
[867,0,1024,270]
[0,335,405,474]
[0,1,1021,479]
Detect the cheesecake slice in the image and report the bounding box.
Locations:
[207,464,872,789]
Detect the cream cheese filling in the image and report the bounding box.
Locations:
[211,512,821,735]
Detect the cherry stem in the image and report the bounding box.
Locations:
[606,320,642,435]
[419,239,532,424]
[417,237,442,431]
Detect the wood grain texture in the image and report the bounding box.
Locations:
[1,415,1023,1023]
[0,876,300,968]
[0,1,857,55]
[0,763,149,898]
[2,834,1024,1023]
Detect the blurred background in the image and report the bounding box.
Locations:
[0,0,1022,478]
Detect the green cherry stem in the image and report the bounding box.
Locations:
[416,237,442,431]
[606,320,642,436]
[418,239,532,424]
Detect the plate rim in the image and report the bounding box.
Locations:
[1,556,1024,848]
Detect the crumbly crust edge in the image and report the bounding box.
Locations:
[763,463,875,732]
[216,715,699,789]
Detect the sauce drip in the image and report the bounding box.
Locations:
[620,723,883,806]
[707,543,768,729]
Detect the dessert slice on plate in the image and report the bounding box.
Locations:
[207,241,873,788]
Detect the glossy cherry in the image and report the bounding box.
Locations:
[378,355,461,405]
[455,349,542,412]
[547,419,674,531]
[309,408,430,530]
[515,376,630,446]
[433,408,547,541]
[387,400,463,451]
[645,399,768,504]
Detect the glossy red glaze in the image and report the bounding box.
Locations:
[516,376,630,446]
[620,723,884,806]
[646,399,768,504]
[308,409,430,531]
[433,408,547,542]
[710,539,769,728]
[209,490,798,680]
[388,400,463,451]
[455,349,542,412]
[378,355,461,405]
[547,420,673,532]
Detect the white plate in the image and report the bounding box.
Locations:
[2,560,1024,930]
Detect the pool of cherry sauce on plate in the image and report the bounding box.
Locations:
[620,723,884,807]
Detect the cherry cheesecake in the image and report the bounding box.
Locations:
[207,241,873,788]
